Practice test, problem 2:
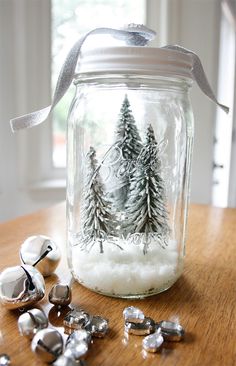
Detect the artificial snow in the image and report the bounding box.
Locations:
[71,238,181,297]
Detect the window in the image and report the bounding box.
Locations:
[51,0,146,167]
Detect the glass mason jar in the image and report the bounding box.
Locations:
[67,46,194,298]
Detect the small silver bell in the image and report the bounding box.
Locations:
[0,265,45,309]
[156,320,185,341]
[142,330,164,353]
[53,355,85,366]
[123,306,145,324]
[0,354,11,366]
[18,308,48,339]
[53,355,77,366]
[64,341,88,361]
[49,284,72,307]
[63,309,91,335]
[20,235,61,277]
[66,330,92,347]
[124,317,156,336]
[31,328,63,363]
[85,315,109,338]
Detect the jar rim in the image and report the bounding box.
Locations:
[76,46,193,80]
[73,74,193,92]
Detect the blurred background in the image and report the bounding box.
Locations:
[0,0,235,222]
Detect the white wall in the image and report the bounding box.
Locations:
[0,0,65,222]
[0,0,223,222]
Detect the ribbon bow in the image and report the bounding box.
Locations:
[10,24,229,132]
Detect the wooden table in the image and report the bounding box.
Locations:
[0,203,235,366]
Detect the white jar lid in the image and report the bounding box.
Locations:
[77,46,193,79]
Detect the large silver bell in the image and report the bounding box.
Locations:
[20,235,61,277]
[0,265,45,309]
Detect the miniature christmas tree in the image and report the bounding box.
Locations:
[81,147,115,253]
[124,124,170,254]
[112,94,143,209]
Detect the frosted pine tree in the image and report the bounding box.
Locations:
[124,124,170,254]
[81,147,115,254]
[112,94,143,209]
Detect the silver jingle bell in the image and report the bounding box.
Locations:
[64,341,88,361]
[18,308,48,339]
[53,355,86,366]
[123,306,145,324]
[142,331,164,353]
[20,235,61,277]
[85,315,109,338]
[49,284,72,307]
[66,330,92,347]
[156,320,185,342]
[31,328,63,363]
[0,353,11,366]
[124,317,156,336]
[53,355,78,366]
[0,265,45,309]
[63,309,91,335]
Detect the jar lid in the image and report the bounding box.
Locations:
[77,46,193,79]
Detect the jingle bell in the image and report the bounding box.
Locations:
[123,306,145,324]
[142,331,164,353]
[124,317,156,336]
[85,315,109,338]
[0,265,45,309]
[53,355,78,366]
[18,308,48,339]
[31,328,63,363]
[63,308,91,334]
[49,284,72,307]
[64,341,88,361]
[53,356,86,366]
[66,329,91,347]
[156,320,185,341]
[0,354,11,366]
[20,235,61,277]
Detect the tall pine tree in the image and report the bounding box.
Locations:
[81,147,115,253]
[123,124,170,254]
[112,94,143,209]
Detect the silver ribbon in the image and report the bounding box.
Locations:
[10,25,229,132]
[163,45,229,114]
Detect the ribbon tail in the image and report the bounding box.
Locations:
[10,34,88,133]
[51,34,88,109]
[163,45,229,114]
[10,106,51,132]
[191,54,229,114]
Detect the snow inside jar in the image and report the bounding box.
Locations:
[66,44,194,298]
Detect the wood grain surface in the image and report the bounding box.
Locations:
[0,202,235,366]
